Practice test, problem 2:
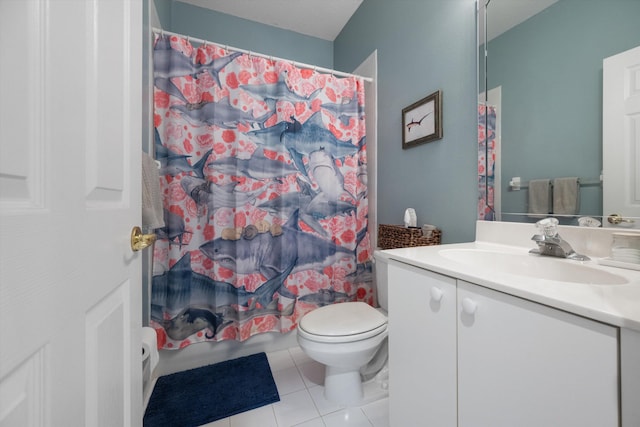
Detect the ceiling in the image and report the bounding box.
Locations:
[176,0,363,41]
[480,0,559,42]
[176,0,559,44]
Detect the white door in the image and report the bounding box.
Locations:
[603,45,640,228]
[0,1,143,426]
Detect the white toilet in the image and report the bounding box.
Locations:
[296,258,389,405]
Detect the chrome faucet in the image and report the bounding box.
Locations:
[529,218,590,261]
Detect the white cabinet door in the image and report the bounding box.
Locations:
[457,280,619,427]
[388,262,457,426]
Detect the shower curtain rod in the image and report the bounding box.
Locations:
[152,27,373,83]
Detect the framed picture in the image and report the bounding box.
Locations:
[402,90,442,149]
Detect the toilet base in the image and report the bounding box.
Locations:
[324,365,363,405]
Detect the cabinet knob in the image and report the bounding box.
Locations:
[430,287,444,302]
[462,297,477,314]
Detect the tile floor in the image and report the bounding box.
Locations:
[199,346,389,427]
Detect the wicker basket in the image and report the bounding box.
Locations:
[378,224,441,250]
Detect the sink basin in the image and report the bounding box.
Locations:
[438,248,629,285]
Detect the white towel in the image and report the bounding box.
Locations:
[553,177,580,216]
[142,151,165,229]
[528,179,551,217]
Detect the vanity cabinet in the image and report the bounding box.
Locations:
[388,262,619,427]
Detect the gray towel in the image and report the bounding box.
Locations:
[142,151,165,229]
[528,179,551,216]
[553,177,580,216]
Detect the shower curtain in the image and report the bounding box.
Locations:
[478,104,496,220]
[150,34,372,349]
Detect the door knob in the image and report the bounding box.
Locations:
[607,214,635,225]
[131,226,156,251]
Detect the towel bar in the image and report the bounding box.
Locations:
[509,177,602,191]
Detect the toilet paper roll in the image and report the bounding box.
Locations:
[142,326,159,373]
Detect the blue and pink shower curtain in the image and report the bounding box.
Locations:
[150,34,372,349]
[478,104,496,220]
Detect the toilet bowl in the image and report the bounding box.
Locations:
[296,301,388,405]
[297,256,390,405]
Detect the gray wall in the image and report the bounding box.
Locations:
[153,0,172,29]
[335,0,478,243]
[485,0,640,218]
[152,0,479,244]
[154,0,333,68]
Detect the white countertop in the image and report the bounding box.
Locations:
[375,221,640,332]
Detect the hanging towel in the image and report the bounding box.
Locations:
[528,179,551,217]
[142,151,165,229]
[553,177,580,216]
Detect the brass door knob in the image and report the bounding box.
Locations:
[131,226,156,251]
[607,214,635,225]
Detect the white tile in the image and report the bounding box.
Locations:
[199,417,230,427]
[267,349,296,372]
[289,346,314,366]
[292,417,326,427]
[297,360,325,388]
[307,385,346,416]
[229,404,277,427]
[298,360,325,388]
[322,408,373,427]
[272,365,307,395]
[273,389,320,427]
[360,398,389,427]
[358,381,389,407]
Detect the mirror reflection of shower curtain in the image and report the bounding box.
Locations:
[149,34,373,349]
[478,103,497,220]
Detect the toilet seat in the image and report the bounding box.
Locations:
[298,302,388,343]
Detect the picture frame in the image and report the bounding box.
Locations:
[402,90,442,149]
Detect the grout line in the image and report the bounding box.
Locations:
[269,403,279,427]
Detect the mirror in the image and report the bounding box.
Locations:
[478,0,640,224]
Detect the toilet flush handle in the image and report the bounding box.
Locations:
[430,287,444,302]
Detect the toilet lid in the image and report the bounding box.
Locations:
[298,302,387,337]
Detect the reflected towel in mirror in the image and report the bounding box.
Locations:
[553,177,580,216]
[528,179,551,217]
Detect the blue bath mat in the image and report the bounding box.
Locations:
[144,352,279,426]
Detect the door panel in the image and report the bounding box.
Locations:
[86,0,127,202]
[0,0,45,210]
[0,1,143,425]
[85,282,131,427]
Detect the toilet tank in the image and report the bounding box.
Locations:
[374,255,389,311]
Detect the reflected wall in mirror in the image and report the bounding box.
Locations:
[478,0,640,225]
